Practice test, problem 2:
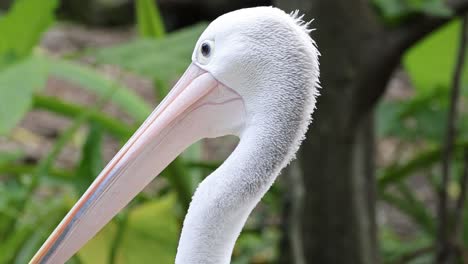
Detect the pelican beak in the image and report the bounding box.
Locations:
[30,63,245,264]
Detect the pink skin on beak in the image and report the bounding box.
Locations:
[30,63,245,264]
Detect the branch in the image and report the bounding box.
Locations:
[391,0,468,52]
[350,0,468,126]
[436,14,468,264]
[442,148,468,264]
[452,149,468,239]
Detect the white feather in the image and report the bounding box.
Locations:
[177,6,320,264]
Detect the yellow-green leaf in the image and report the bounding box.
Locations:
[404,19,465,93]
[78,195,179,264]
[0,0,58,63]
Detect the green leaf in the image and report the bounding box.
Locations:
[233,229,279,264]
[0,57,48,135]
[0,189,68,264]
[33,95,135,140]
[373,0,452,25]
[75,122,104,193]
[91,23,207,83]
[163,158,194,212]
[380,191,435,235]
[45,58,152,123]
[376,87,449,142]
[378,146,440,190]
[418,0,453,17]
[13,196,69,264]
[373,0,410,24]
[186,160,221,171]
[378,140,468,190]
[380,228,433,263]
[404,19,463,93]
[0,0,58,63]
[136,0,166,38]
[0,220,35,264]
[78,195,179,264]
[0,55,150,135]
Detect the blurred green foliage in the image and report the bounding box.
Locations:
[0,0,464,263]
[376,16,468,264]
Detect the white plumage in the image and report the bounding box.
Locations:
[178,7,320,263]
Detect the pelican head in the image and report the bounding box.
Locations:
[31,6,319,264]
[195,7,319,133]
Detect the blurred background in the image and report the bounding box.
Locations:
[0,0,467,263]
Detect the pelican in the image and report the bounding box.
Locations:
[30,6,320,264]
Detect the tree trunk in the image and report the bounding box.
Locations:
[275,0,381,263]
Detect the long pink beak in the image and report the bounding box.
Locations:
[30,63,245,264]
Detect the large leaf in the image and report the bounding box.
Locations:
[91,23,207,83]
[0,57,48,135]
[78,195,179,264]
[404,19,466,93]
[136,0,166,38]
[0,0,58,65]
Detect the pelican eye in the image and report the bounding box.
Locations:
[201,43,211,57]
[197,40,214,65]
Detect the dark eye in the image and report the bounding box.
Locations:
[201,42,211,57]
[197,40,214,64]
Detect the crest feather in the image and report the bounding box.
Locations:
[289,10,315,34]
